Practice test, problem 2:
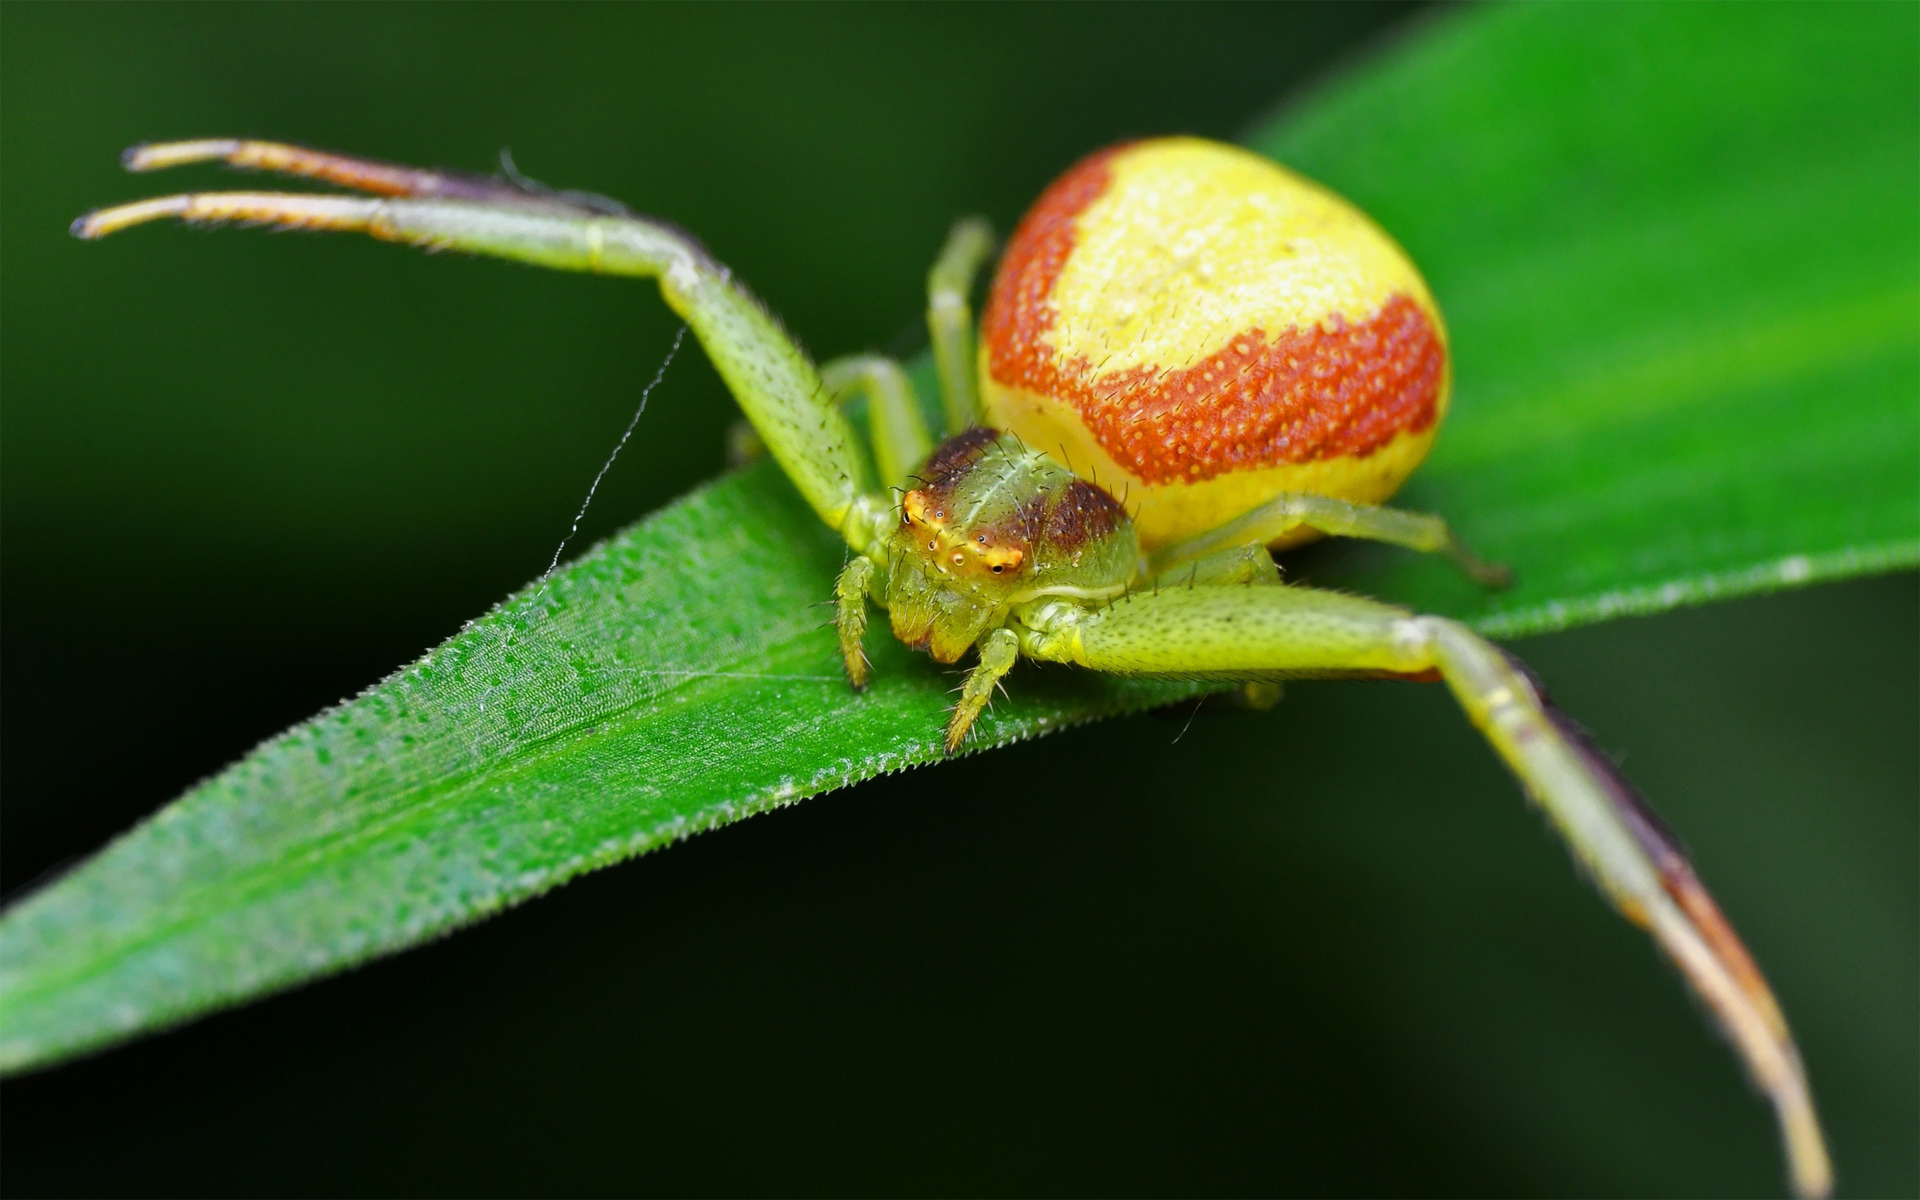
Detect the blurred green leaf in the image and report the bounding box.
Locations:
[1,2,1914,1073]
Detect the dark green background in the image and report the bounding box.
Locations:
[3,4,1913,1196]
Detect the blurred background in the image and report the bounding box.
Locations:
[3,4,1913,1196]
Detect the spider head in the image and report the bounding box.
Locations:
[884,429,1136,662]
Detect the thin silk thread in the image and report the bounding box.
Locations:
[538,323,688,589]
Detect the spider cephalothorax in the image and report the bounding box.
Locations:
[885,428,1134,662]
[76,135,1832,1197]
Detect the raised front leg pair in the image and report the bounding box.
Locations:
[78,138,895,554]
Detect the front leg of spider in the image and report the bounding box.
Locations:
[74,137,903,560]
[73,137,1008,735]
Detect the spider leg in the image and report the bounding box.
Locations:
[1149,492,1511,588]
[1022,584,1830,1199]
[728,354,934,490]
[74,140,891,553]
[833,556,882,689]
[119,138,597,211]
[946,627,1019,752]
[1157,542,1281,588]
[926,217,995,435]
[821,355,934,489]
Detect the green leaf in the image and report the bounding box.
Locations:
[1,2,1914,1073]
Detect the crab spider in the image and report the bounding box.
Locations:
[76,136,1829,1197]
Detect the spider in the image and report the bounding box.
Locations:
[77,135,1828,1197]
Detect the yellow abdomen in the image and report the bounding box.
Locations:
[979,137,1449,551]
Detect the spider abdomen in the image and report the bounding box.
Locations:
[979,137,1449,551]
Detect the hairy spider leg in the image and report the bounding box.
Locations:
[820,356,934,490]
[117,138,613,212]
[73,140,893,554]
[1150,490,1513,588]
[1020,583,1831,1199]
[723,354,929,485]
[1153,542,1282,589]
[947,627,1020,751]
[927,217,996,434]
[832,555,879,689]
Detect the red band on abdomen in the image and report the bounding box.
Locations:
[982,150,1445,486]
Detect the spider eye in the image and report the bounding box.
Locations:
[976,535,987,544]
[991,565,1003,573]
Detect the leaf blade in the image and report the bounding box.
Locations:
[3,1,1915,1072]
[0,464,1198,1066]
